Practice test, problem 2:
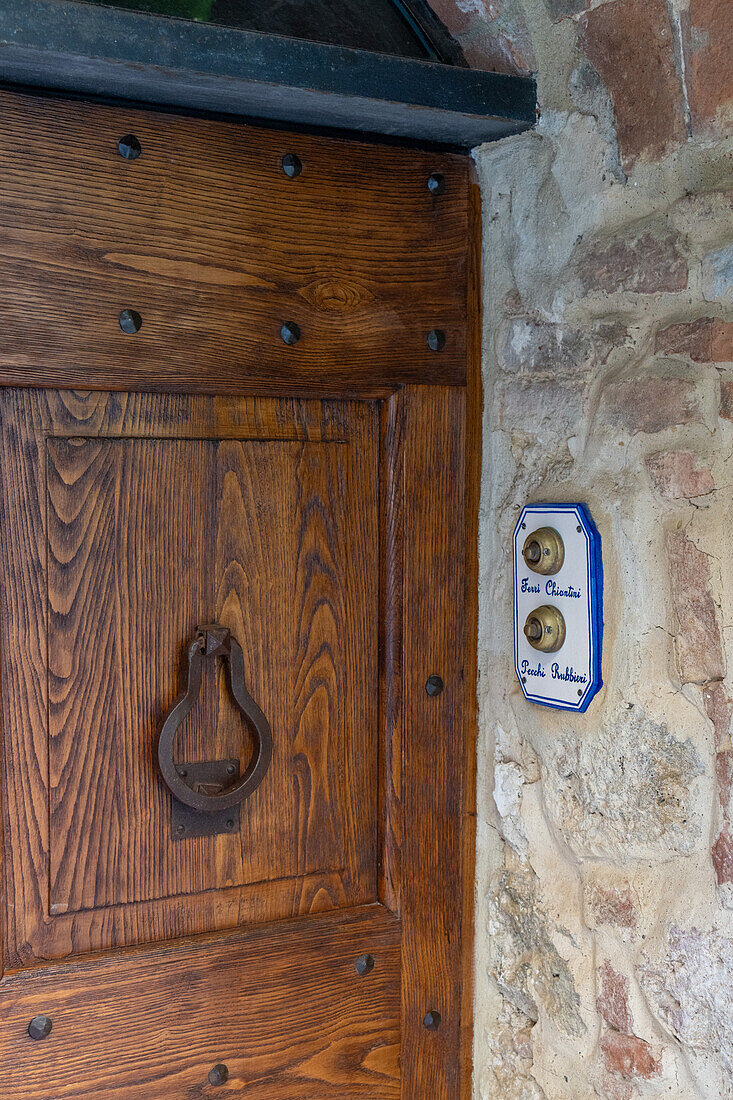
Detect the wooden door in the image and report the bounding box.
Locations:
[0,90,479,1099]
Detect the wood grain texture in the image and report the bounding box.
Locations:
[0,904,401,1099]
[0,93,480,1095]
[460,174,482,1098]
[398,386,468,1100]
[0,389,378,966]
[0,90,468,396]
[378,394,404,918]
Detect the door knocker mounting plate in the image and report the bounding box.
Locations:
[171,759,241,840]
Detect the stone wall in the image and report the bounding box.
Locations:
[468,1,733,1097]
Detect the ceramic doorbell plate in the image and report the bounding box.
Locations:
[513,503,603,712]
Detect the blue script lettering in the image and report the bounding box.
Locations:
[551,663,587,684]
[520,659,546,678]
[545,579,582,599]
[521,577,541,594]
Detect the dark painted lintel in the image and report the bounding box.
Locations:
[0,0,537,149]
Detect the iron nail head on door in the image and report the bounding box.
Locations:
[281,153,303,178]
[355,954,375,976]
[119,309,142,334]
[118,134,142,160]
[281,321,301,345]
[28,1016,53,1041]
[208,1064,229,1086]
[425,674,444,697]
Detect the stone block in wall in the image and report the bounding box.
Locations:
[601,378,700,435]
[498,318,622,375]
[713,825,733,893]
[645,450,715,500]
[681,0,733,140]
[600,1031,661,1082]
[495,376,584,438]
[587,882,638,929]
[425,0,536,74]
[489,869,586,1036]
[704,681,733,754]
[702,245,733,303]
[597,962,633,1033]
[576,232,688,297]
[667,530,725,685]
[579,0,687,170]
[656,317,733,362]
[640,926,733,1094]
[720,380,733,422]
[546,707,704,859]
[596,962,662,1089]
[483,1000,545,1099]
[703,682,733,902]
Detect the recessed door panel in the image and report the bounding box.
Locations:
[1,389,378,963]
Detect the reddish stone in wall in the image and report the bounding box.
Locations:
[577,233,688,296]
[598,962,633,1034]
[580,0,687,170]
[601,1032,661,1080]
[426,0,473,36]
[682,0,733,139]
[716,752,733,816]
[657,318,733,362]
[666,530,725,685]
[602,378,700,435]
[713,323,733,361]
[713,824,733,886]
[721,380,733,422]
[656,318,714,360]
[703,683,733,874]
[425,0,536,75]
[590,883,637,929]
[645,451,714,500]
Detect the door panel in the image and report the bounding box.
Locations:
[1,388,378,964]
[0,905,401,1099]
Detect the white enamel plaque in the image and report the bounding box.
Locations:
[513,503,603,712]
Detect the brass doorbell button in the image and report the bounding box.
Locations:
[522,527,565,575]
[523,605,566,653]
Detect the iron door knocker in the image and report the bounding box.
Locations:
[157,625,273,823]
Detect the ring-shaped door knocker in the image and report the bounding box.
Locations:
[157,625,272,813]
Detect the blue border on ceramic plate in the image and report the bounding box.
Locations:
[513,503,603,713]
